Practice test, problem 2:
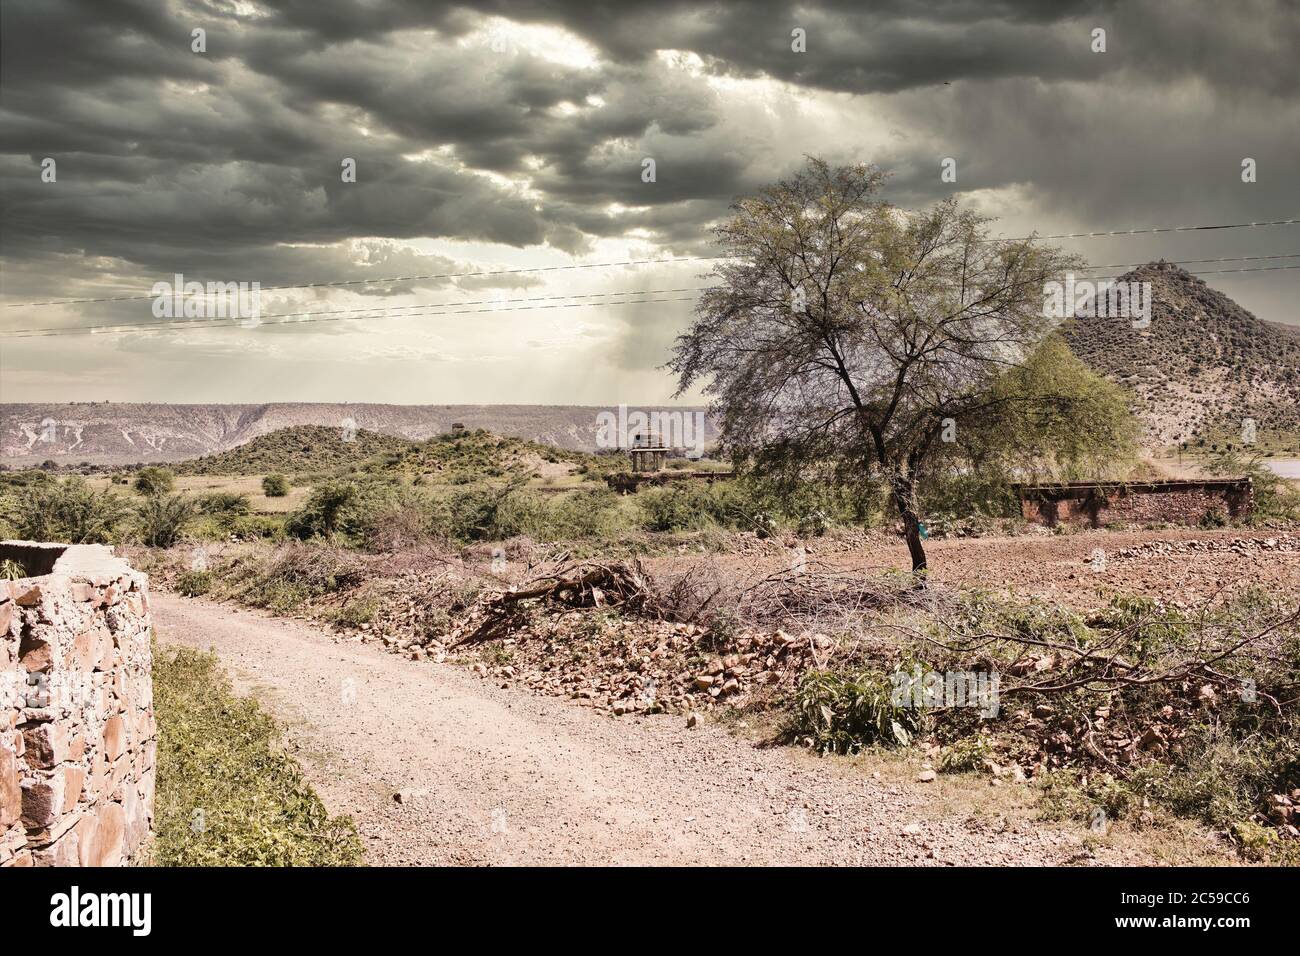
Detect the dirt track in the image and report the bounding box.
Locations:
[151,592,1140,866]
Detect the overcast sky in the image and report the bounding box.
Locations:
[1,0,1296,405]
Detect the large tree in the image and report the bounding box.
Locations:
[669,158,1086,573]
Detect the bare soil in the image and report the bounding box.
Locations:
[666,526,1298,608]
[151,591,1146,866]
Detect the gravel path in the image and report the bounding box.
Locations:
[152,592,1138,866]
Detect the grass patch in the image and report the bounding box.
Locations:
[152,642,364,866]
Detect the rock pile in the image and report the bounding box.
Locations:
[462,608,824,717]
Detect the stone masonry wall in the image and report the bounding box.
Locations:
[0,542,155,867]
[1020,481,1253,529]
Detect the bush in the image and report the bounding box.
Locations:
[3,477,128,543]
[228,514,285,541]
[436,481,527,541]
[285,478,406,543]
[934,588,1300,842]
[176,569,213,596]
[331,596,379,628]
[133,466,176,496]
[195,492,251,517]
[152,643,363,866]
[1205,449,1300,521]
[220,542,363,613]
[135,493,197,548]
[939,736,993,773]
[638,484,731,532]
[789,668,924,754]
[262,474,290,497]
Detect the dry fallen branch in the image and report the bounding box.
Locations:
[456,559,657,643]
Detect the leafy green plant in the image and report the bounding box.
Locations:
[790,668,924,754]
[332,596,379,628]
[262,474,290,497]
[195,492,251,517]
[939,736,992,773]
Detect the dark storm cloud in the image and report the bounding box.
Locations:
[257,0,1298,97]
[1,0,1296,350]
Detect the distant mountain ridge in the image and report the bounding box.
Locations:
[0,402,718,466]
[1063,262,1300,446]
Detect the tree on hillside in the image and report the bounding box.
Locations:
[669,158,1094,573]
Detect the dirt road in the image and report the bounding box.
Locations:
[152,592,1137,866]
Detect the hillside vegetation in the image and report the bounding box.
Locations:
[1065,262,1300,449]
[175,425,415,476]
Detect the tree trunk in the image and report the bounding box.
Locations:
[889,465,928,575]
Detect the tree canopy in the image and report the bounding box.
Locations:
[670,158,1132,572]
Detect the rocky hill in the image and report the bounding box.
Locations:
[0,402,717,466]
[1064,262,1300,447]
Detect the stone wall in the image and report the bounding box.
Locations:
[1016,479,1254,529]
[0,542,155,867]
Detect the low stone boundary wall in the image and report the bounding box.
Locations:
[1,542,155,867]
[1014,478,1254,529]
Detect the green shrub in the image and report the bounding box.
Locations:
[1200,504,1229,528]
[285,478,407,543]
[135,493,197,548]
[220,543,362,613]
[790,668,924,754]
[176,569,213,596]
[152,643,363,866]
[229,514,285,541]
[133,466,176,496]
[262,474,290,497]
[3,477,128,543]
[939,736,993,774]
[435,482,525,541]
[638,484,729,532]
[332,596,379,628]
[195,492,251,517]
[1205,449,1300,521]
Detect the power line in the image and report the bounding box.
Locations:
[0,287,712,338]
[3,263,1296,340]
[994,217,1300,242]
[2,256,728,309]
[1077,252,1300,270]
[6,217,1298,310]
[0,295,704,339]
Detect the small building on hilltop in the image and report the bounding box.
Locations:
[1013,478,1253,529]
